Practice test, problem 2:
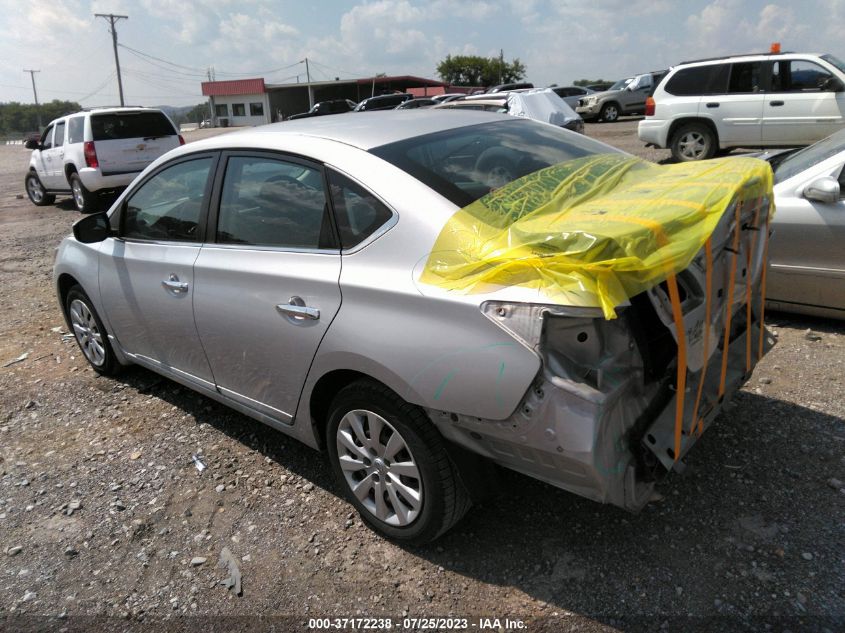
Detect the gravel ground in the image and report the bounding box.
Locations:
[0,120,842,633]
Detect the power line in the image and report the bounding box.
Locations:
[118,43,303,78]
[77,72,117,104]
[95,13,129,106]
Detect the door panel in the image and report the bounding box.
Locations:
[715,62,765,145]
[193,153,342,421]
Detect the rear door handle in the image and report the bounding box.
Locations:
[162,274,189,294]
[770,100,785,106]
[276,296,320,321]
[706,102,720,108]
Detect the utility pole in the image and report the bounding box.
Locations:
[23,69,41,128]
[499,49,504,85]
[207,67,216,127]
[302,58,313,108]
[95,13,128,106]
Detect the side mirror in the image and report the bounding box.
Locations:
[25,139,39,150]
[72,212,112,243]
[803,176,840,203]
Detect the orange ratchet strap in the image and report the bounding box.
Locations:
[718,203,743,399]
[758,214,770,361]
[745,200,762,374]
[690,238,713,437]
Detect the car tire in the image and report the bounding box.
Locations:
[70,173,99,213]
[25,172,55,206]
[670,122,717,162]
[599,102,620,122]
[326,380,471,545]
[65,285,121,376]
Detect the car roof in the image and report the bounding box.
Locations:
[677,52,821,66]
[196,110,512,151]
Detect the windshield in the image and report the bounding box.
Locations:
[609,77,634,91]
[369,119,620,207]
[773,128,845,183]
[821,53,845,74]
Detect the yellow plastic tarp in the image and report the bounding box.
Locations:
[420,154,774,319]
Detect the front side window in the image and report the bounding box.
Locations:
[67,117,85,144]
[727,62,762,93]
[249,102,264,116]
[215,104,228,117]
[41,125,54,150]
[327,170,393,248]
[122,157,213,242]
[216,156,330,249]
[53,122,66,147]
[771,60,836,92]
[232,103,246,116]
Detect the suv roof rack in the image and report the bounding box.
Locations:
[78,105,147,112]
[679,52,794,65]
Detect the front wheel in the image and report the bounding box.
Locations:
[326,380,471,545]
[599,102,620,122]
[70,173,99,213]
[66,285,121,376]
[670,123,717,162]
[25,173,55,206]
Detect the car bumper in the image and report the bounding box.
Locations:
[576,104,601,120]
[78,168,140,193]
[638,119,670,148]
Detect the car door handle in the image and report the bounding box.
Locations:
[161,274,189,294]
[770,100,785,106]
[276,300,320,320]
[705,102,720,108]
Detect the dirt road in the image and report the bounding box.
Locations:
[0,122,842,632]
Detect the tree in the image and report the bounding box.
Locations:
[0,100,81,137]
[436,55,526,87]
[574,78,612,87]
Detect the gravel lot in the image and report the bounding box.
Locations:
[0,119,842,633]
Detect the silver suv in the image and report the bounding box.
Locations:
[25,107,182,212]
[576,71,667,122]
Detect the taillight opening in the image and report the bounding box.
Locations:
[83,141,98,169]
[645,96,655,117]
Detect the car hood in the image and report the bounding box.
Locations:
[416,154,774,319]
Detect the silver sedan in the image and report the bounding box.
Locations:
[762,130,845,319]
[54,111,772,543]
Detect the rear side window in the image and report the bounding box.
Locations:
[327,170,393,248]
[664,64,729,95]
[216,156,331,249]
[91,111,175,141]
[67,117,85,144]
[53,122,66,147]
[727,62,762,93]
[122,157,212,242]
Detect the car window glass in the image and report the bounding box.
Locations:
[665,64,729,96]
[216,156,329,249]
[773,128,845,183]
[838,165,845,194]
[53,122,66,147]
[771,60,835,92]
[727,62,762,93]
[67,117,85,144]
[91,112,175,140]
[122,157,212,241]
[41,125,54,150]
[327,170,393,248]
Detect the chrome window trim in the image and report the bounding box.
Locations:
[198,243,341,255]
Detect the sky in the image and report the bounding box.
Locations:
[1,0,844,108]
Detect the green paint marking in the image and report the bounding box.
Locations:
[495,361,506,405]
[434,370,457,401]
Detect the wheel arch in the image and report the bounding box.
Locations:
[64,163,79,185]
[668,117,720,148]
[56,273,82,324]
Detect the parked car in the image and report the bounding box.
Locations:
[639,52,845,162]
[552,85,596,109]
[25,107,183,213]
[431,93,466,103]
[287,99,358,120]
[435,89,584,134]
[56,112,772,543]
[576,71,667,122]
[353,93,413,111]
[486,82,534,93]
[199,119,212,129]
[395,98,437,110]
[754,129,845,318]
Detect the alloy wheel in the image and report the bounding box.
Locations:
[678,131,707,160]
[335,409,423,527]
[27,176,44,203]
[71,179,85,210]
[603,105,619,122]
[69,298,105,366]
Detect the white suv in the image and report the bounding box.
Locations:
[639,52,845,161]
[25,107,183,212]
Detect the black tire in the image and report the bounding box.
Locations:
[599,102,620,122]
[65,285,122,376]
[670,122,717,162]
[69,173,99,213]
[24,172,55,206]
[326,380,471,545]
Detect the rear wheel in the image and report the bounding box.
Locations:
[25,173,55,206]
[66,285,121,376]
[326,380,471,545]
[70,173,99,213]
[670,122,716,162]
